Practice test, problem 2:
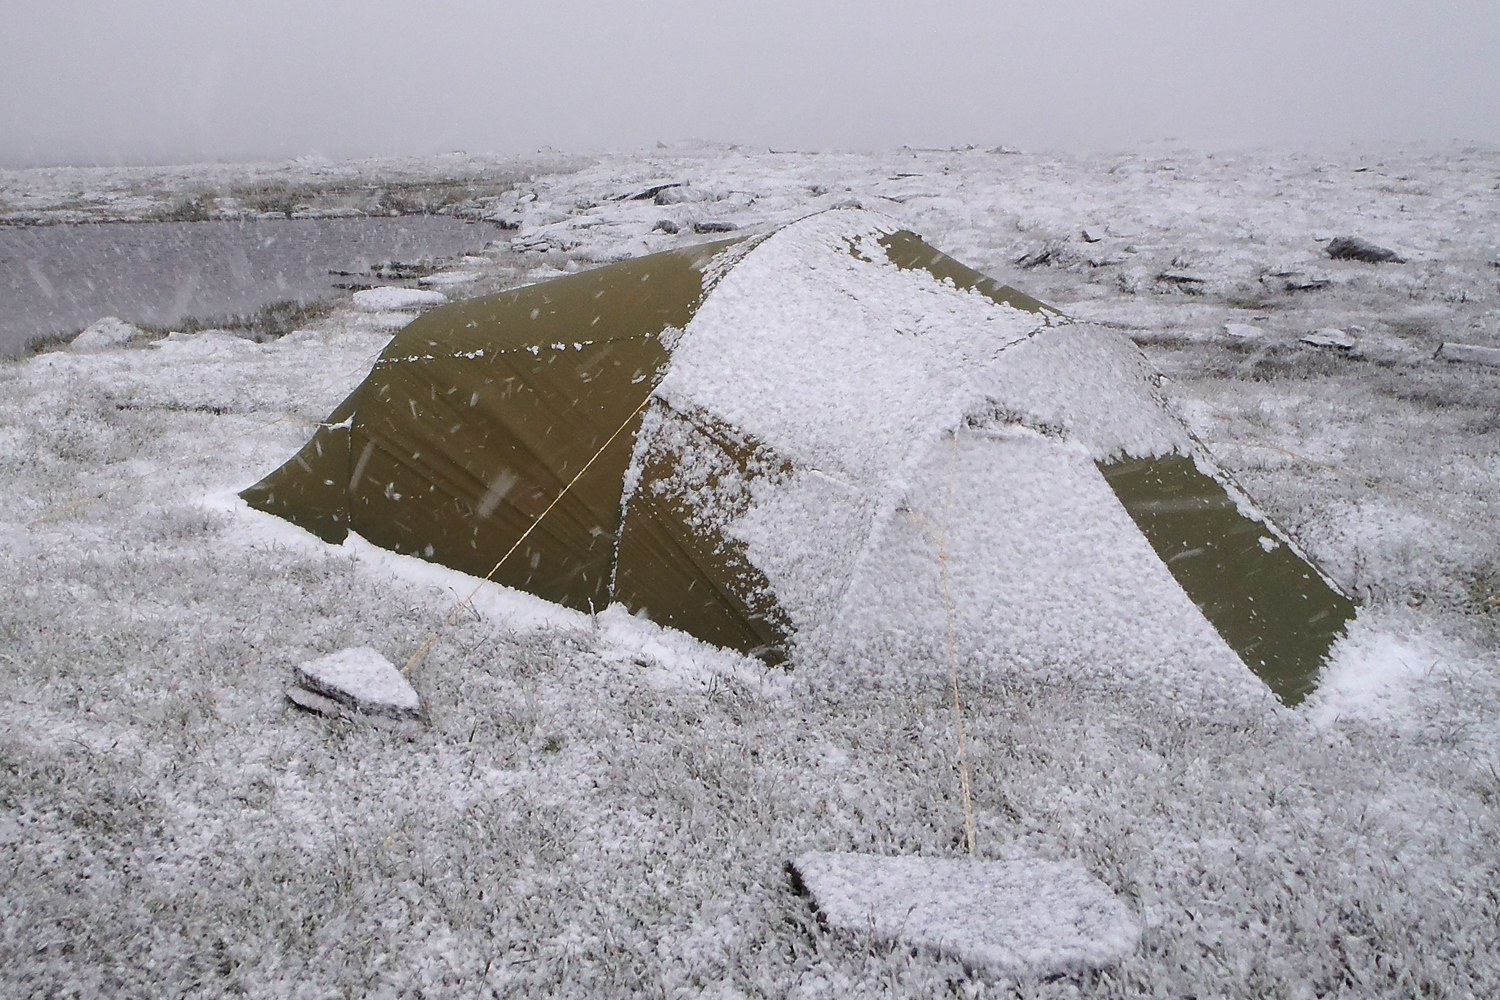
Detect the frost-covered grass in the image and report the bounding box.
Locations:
[2,145,1499,997]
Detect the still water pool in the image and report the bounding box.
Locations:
[0,216,497,356]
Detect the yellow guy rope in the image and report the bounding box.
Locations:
[939,433,980,855]
[905,430,979,855]
[401,392,655,678]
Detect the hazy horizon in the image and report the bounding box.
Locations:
[4,0,1499,169]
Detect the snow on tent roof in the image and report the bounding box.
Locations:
[242,209,1353,704]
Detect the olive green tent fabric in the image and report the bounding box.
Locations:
[243,216,1353,700]
[875,231,1061,318]
[1099,455,1355,705]
[613,402,794,663]
[243,237,747,620]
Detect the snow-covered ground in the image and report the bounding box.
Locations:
[0,151,588,226]
[2,144,1497,997]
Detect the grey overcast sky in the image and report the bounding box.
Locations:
[3,0,1498,166]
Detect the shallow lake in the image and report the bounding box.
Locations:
[0,216,498,356]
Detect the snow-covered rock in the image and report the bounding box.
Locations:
[351,287,447,312]
[1435,342,1500,368]
[69,316,144,352]
[614,179,683,202]
[1224,322,1263,339]
[292,647,421,720]
[1301,328,1357,349]
[417,270,481,286]
[791,852,1140,977]
[149,330,260,356]
[655,185,714,205]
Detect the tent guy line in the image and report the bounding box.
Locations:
[894,435,981,854]
[936,433,978,855]
[400,391,656,681]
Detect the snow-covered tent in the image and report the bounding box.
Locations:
[243,210,1353,704]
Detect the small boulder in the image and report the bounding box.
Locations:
[619,181,681,202]
[292,647,421,720]
[1261,268,1331,292]
[1015,243,1070,269]
[1301,328,1357,349]
[1284,272,1333,291]
[655,186,713,206]
[70,316,144,352]
[692,220,738,234]
[351,287,447,312]
[1435,342,1500,368]
[652,219,680,234]
[417,271,481,287]
[1156,270,1210,287]
[1326,236,1405,263]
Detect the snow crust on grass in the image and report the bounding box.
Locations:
[149,329,262,357]
[792,851,1140,976]
[2,145,1498,999]
[1307,620,1454,732]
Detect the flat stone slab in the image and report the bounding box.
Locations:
[1436,342,1500,368]
[1301,328,1356,349]
[285,686,422,733]
[791,852,1139,977]
[351,287,447,312]
[293,647,422,720]
[418,271,482,286]
[1223,322,1262,339]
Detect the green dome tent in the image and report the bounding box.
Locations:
[243,210,1353,705]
